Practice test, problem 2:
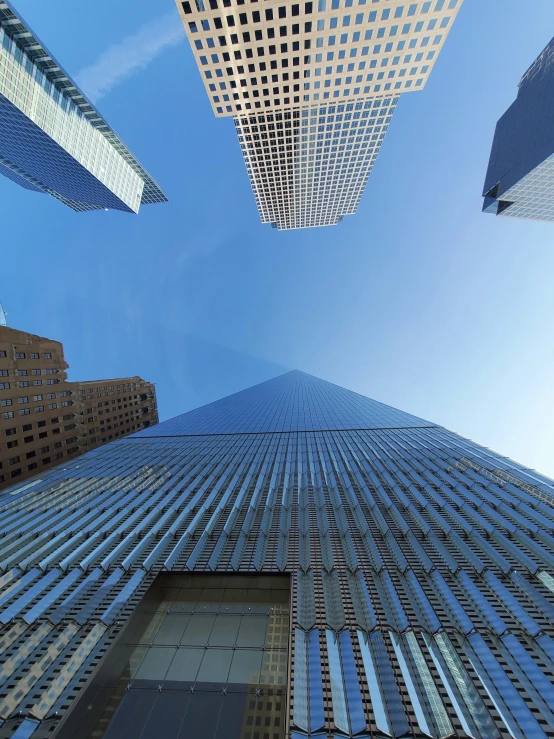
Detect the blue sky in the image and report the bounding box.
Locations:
[2,0,554,476]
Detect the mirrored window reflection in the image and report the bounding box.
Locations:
[83,574,290,739]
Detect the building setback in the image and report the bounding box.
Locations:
[483,37,554,222]
[0,0,167,212]
[0,325,158,491]
[177,0,463,229]
[0,370,553,738]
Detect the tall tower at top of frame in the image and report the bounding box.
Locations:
[177,0,463,229]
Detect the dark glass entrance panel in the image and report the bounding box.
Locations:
[55,574,290,739]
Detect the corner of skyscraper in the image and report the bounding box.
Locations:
[482,36,554,222]
[0,0,168,213]
[1,369,554,738]
[176,0,463,229]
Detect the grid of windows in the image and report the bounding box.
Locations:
[0,326,158,492]
[0,2,167,212]
[178,0,462,228]
[180,0,459,118]
[236,95,396,228]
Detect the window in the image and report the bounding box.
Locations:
[33,395,43,401]
[35,406,44,413]
[2,411,14,419]
[0,382,10,390]
[0,370,8,377]
[19,408,30,416]
[7,440,18,449]
[26,451,36,460]
[19,381,29,388]
[15,352,25,359]
[16,370,27,376]
[27,462,38,471]
[86,573,290,730]
[43,353,52,359]
[40,446,49,453]
[39,431,47,439]
[47,393,56,399]
[30,353,39,359]
[9,456,20,465]
[0,350,6,357]
[42,457,51,465]
[1,399,12,406]
[18,397,29,404]
[33,380,42,386]
[48,403,57,410]
[22,424,32,432]
[11,469,21,479]
[32,369,41,376]
[5,427,16,436]
[24,436,33,443]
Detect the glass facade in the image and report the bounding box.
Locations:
[0,370,554,738]
[483,37,554,222]
[67,574,290,739]
[0,1,167,213]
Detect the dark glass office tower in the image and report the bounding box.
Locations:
[0,1,166,213]
[1,370,554,739]
[483,37,554,221]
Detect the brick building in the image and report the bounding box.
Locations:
[0,325,157,491]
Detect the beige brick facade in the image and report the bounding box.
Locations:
[0,326,158,492]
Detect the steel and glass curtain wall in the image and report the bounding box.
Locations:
[1,370,554,738]
[483,36,554,222]
[0,1,167,213]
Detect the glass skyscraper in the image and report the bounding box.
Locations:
[483,37,554,222]
[0,1,167,213]
[177,0,463,229]
[1,369,554,738]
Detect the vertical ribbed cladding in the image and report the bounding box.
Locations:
[0,370,553,737]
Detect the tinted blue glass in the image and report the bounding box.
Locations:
[468,633,548,739]
[134,371,433,436]
[0,3,166,212]
[0,371,553,738]
[339,630,366,734]
[326,630,349,733]
[483,38,554,222]
[370,631,409,737]
[308,630,325,731]
[293,629,309,731]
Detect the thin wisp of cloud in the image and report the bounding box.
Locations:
[76,12,185,103]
